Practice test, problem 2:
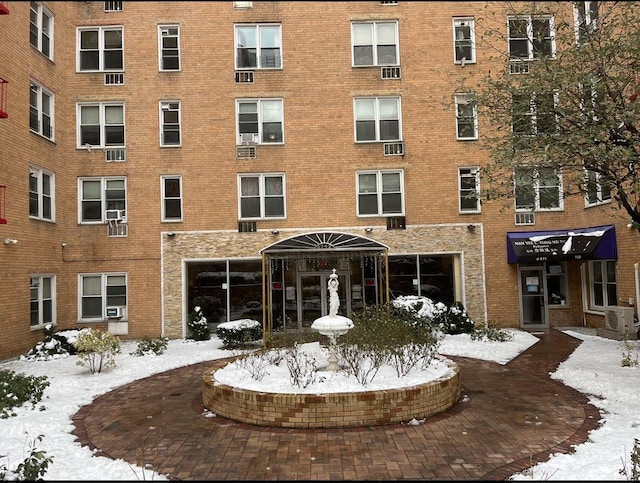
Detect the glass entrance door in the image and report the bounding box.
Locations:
[298,271,349,326]
[518,266,548,328]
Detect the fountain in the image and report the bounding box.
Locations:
[310,268,353,370]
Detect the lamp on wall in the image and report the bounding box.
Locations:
[3,238,18,245]
[364,227,373,233]
[167,232,176,238]
[467,224,476,232]
[271,229,280,235]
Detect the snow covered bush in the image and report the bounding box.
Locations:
[187,305,210,341]
[21,325,88,362]
[75,329,121,374]
[216,319,262,348]
[0,369,49,419]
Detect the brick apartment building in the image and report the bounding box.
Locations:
[0,1,637,362]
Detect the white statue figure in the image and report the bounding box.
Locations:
[328,268,339,316]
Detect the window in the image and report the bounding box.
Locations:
[160,101,181,146]
[30,275,55,328]
[453,17,475,64]
[158,25,180,71]
[455,93,477,140]
[161,176,182,222]
[29,81,54,140]
[508,16,555,61]
[79,273,127,320]
[357,170,404,216]
[585,170,611,207]
[238,174,285,220]
[29,166,54,221]
[546,263,568,306]
[459,167,480,213]
[511,92,557,136]
[351,21,399,66]
[354,97,401,142]
[235,24,282,69]
[514,167,562,211]
[77,26,124,72]
[574,1,598,44]
[79,177,126,223]
[30,2,53,60]
[236,99,283,144]
[589,260,617,308]
[77,102,125,148]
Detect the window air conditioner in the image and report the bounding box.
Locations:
[240,132,259,144]
[105,209,125,221]
[604,306,637,334]
[106,306,124,319]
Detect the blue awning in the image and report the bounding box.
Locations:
[507,225,617,264]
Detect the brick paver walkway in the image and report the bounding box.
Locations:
[71,329,600,480]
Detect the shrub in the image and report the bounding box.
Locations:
[216,319,262,348]
[187,306,210,341]
[284,343,317,388]
[130,335,169,357]
[432,301,475,335]
[0,370,49,419]
[75,329,121,374]
[21,325,87,362]
[0,434,53,481]
[469,322,514,342]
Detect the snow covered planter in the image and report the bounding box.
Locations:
[216,319,262,348]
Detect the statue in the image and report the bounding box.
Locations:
[328,268,340,316]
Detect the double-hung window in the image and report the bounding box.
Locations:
[351,21,399,66]
[357,170,404,216]
[238,174,285,220]
[161,176,183,222]
[514,166,562,211]
[158,25,180,71]
[29,80,54,140]
[79,273,127,320]
[235,24,282,69]
[79,177,126,223]
[236,99,283,144]
[508,16,555,61]
[78,102,125,149]
[511,92,557,136]
[354,97,401,142]
[585,169,611,207]
[574,1,598,44]
[29,166,54,221]
[77,26,124,72]
[160,101,181,147]
[30,275,55,328]
[588,260,617,308]
[30,2,53,60]
[453,17,475,64]
[459,167,480,213]
[455,93,477,140]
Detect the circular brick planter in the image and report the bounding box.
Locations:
[202,357,461,428]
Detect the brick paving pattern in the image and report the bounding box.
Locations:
[72,329,601,480]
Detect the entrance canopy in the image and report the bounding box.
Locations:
[261,231,388,255]
[507,225,617,264]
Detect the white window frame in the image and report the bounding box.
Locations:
[454,93,477,140]
[351,21,400,67]
[588,260,617,309]
[158,25,180,71]
[574,1,598,44]
[160,101,181,147]
[79,273,127,321]
[238,173,286,220]
[78,177,127,224]
[236,99,284,145]
[29,80,54,140]
[511,92,558,136]
[77,102,125,149]
[354,97,402,143]
[161,175,183,222]
[29,165,55,222]
[453,17,475,65]
[30,1,54,60]
[30,274,55,329]
[77,26,124,72]
[458,167,480,213]
[508,16,556,61]
[356,169,405,217]
[584,169,611,207]
[514,167,563,212]
[235,24,282,70]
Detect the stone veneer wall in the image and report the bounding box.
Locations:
[201,357,461,428]
[162,224,485,338]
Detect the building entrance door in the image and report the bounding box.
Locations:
[298,271,349,326]
[518,266,548,329]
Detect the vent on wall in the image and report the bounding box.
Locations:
[235,71,254,83]
[386,216,406,230]
[515,212,535,225]
[105,73,124,85]
[384,142,404,156]
[236,145,256,159]
[381,66,401,79]
[238,221,257,233]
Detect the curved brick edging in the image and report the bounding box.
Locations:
[201,358,461,428]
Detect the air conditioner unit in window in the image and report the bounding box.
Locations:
[106,306,124,319]
[240,132,259,144]
[604,306,637,335]
[105,209,125,221]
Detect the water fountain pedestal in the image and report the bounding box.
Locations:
[311,268,353,371]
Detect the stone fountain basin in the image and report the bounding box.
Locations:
[310,314,354,333]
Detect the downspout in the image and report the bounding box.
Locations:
[635,263,640,322]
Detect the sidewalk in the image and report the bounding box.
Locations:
[72,329,600,480]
